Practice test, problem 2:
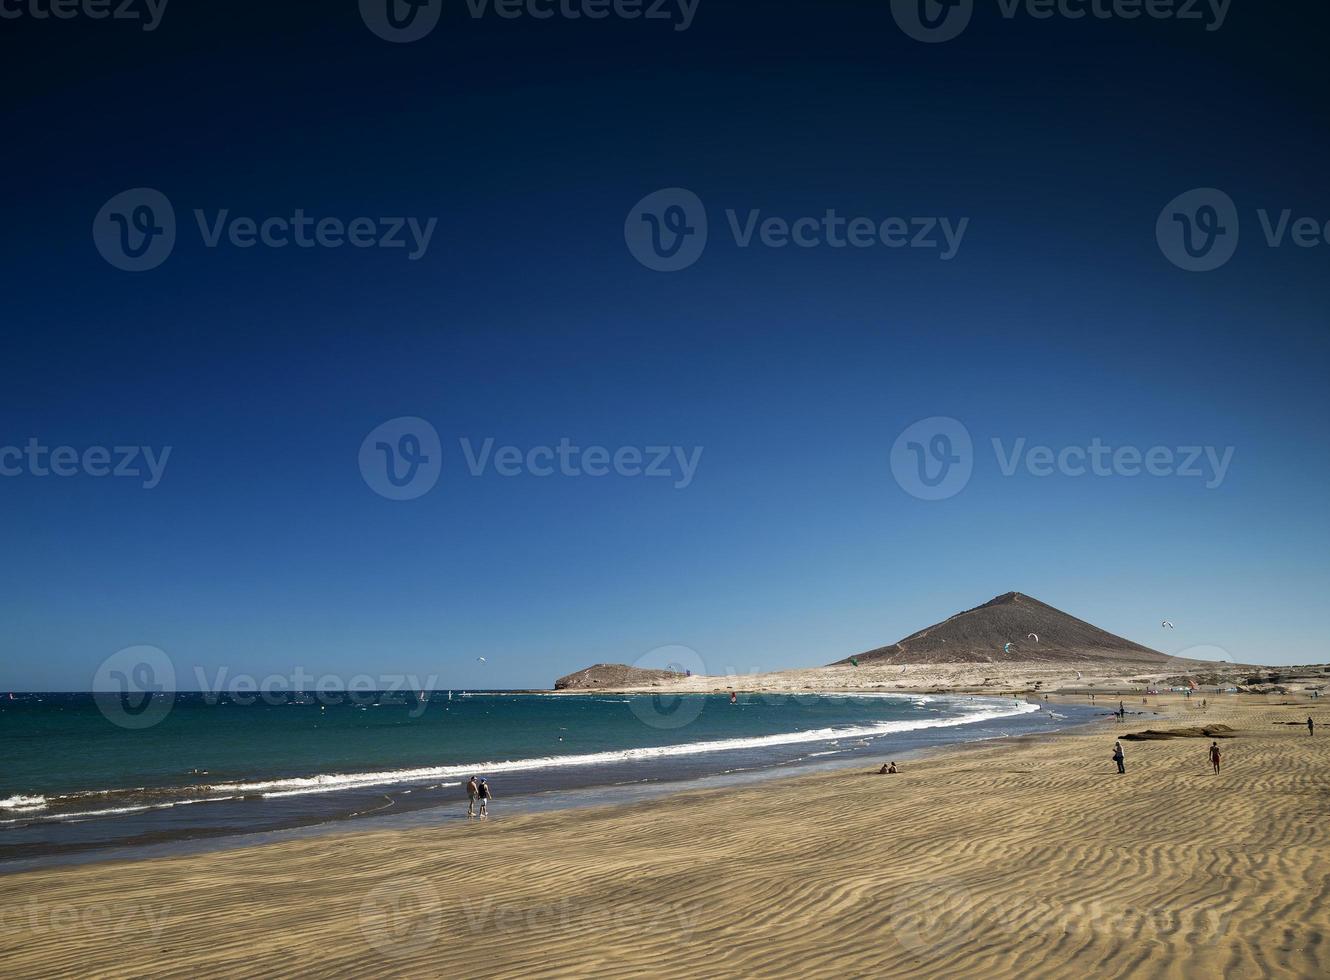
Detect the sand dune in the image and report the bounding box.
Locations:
[1,696,1325,978]
[567,658,1251,697]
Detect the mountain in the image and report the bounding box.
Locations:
[553,664,683,690]
[831,592,1171,666]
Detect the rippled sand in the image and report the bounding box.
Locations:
[1,695,1325,978]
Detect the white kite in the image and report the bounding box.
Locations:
[1161,621,1174,629]
[1028,633,1040,643]
[476,657,487,663]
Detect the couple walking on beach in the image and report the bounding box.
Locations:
[466,776,492,818]
[1112,740,1225,776]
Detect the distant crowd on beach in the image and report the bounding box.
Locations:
[1109,712,1314,776]
[874,693,1317,783]
[466,698,1318,817]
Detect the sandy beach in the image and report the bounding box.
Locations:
[2,693,1325,978]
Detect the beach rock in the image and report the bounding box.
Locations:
[1121,725,1237,741]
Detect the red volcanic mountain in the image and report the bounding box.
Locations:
[832,592,1170,666]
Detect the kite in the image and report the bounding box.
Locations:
[1028,633,1040,643]
[1003,642,1014,654]
[1161,621,1175,629]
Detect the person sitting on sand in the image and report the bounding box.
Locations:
[1209,741,1222,775]
[477,777,492,817]
[466,775,479,817]
[877,762,899,774]
[1112,741,1125,774]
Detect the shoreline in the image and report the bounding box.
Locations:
[3,694,1324,978]
[1,697,1108,876]
[1,692,1091,872]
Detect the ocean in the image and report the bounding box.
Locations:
[1,690,1097,867]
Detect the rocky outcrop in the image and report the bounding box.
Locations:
[553,664,683,690]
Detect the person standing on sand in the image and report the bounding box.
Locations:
[466,775,479,817]
[1209,742,1222,775]
[1113,741,1125,774]
[478,777,492,817]
[1309,717,1315,737]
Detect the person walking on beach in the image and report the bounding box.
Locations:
[1113,741,1125,774]
[466,775,479,817]
[477,778,492,817]
[1309,717,1315,737]
[1209,741,1222,775]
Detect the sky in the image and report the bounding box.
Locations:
[2,0,1328,690]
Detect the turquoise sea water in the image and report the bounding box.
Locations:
[1,690,1096,865]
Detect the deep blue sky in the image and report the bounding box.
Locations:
[2,1,1327,689]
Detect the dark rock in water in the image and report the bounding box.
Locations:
[832,592,1176,667]
[1121,725,1237,741]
